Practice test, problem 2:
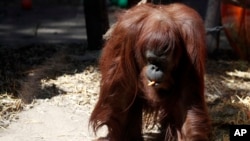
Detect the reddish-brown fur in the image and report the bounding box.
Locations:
[89,3,210,141]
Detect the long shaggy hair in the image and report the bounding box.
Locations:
[90,3,210,141]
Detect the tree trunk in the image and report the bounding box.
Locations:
[84,0,109,50]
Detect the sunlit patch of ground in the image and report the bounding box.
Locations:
[0,45,250,140]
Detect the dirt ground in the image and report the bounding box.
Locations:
[0,43,249,141]
[0,45,103,141]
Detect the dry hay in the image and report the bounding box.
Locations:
[0,94,24,129]
[208,96,250,141]
[206,60,250,141]
[0,44,100,129]
[0,44,60,129]
[0,44,250,140]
